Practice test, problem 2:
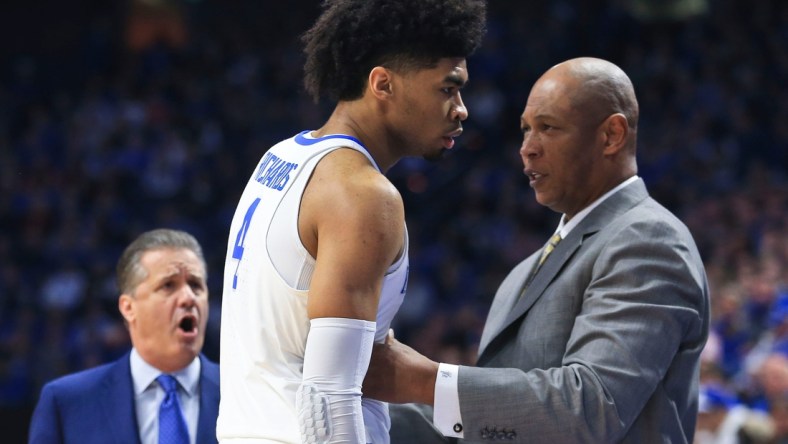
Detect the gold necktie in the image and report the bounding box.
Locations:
[537,233,562,268]
[517,233,562,303]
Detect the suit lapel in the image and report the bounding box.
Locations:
[478,254,538,354]
[100,352,141,444]
[479,179,650,360]
[196,355,220,444]
[502,229,583,329]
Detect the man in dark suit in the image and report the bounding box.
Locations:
[29,229,220,444]
[363,57,710,443]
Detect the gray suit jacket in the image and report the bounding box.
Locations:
[391,179,709,444]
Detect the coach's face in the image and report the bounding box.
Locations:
[519,68,611,221]
[119,247,208,372]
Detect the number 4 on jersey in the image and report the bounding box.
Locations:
[232,197,261,289]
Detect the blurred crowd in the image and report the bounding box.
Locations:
[0,0,786,441]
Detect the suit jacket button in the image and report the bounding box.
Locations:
[453,423,463,433]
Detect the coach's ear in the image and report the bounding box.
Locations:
[118,294,136,324]
[601,113,628,156]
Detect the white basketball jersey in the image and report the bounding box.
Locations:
[217,131,409,443]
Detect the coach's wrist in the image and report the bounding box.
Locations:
[418,360,440,405]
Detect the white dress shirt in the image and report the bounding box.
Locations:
[130,348,201,444]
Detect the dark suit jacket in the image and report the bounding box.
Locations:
[28,352,220,444]
[391,179,710,443]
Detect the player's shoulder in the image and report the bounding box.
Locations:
[315,148,401,204]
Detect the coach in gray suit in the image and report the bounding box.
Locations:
[363,57,710,443]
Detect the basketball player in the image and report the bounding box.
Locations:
[216,1,487,443]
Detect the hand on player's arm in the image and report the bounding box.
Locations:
[363,329,440,406]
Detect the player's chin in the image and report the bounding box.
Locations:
[422,148,448,163]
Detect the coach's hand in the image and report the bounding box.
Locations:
[363,329,440,406]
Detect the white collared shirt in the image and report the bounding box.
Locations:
[433,176,639,438]
[130,348,201,444]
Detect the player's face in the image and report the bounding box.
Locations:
[119,247,208,372]
[391,57,469,161]
[519,71,610,220]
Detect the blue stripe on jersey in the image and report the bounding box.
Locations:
[294,130,365,148]
[293,131,380,172]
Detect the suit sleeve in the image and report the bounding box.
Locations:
[456,217,707,442]
[29,383,64,444]
[389,403,452,444]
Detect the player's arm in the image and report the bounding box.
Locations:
[296,148,405,443]
[303,154,404,321]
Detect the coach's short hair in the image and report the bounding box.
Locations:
[116,228,206,295]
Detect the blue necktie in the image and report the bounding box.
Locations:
[157,374,190,444]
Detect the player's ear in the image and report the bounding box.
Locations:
[368,66,394,99]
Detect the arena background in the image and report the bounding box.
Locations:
[1,0,786,442]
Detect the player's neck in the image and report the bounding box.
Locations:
[316,103,396,173]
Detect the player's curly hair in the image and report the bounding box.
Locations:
[302,0,487,102]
